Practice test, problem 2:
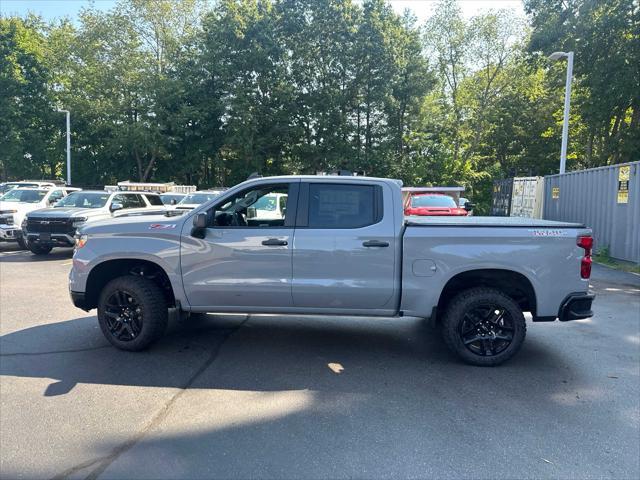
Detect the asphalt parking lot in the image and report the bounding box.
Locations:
[1,243,639,480]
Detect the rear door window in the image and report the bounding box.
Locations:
[306,184,381,229]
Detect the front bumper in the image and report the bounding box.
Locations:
[70,290,92,311]
[25,232,76,247]
[0,225,20,241]
[559,292,595,321]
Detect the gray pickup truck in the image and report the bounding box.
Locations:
[69,175,594,366]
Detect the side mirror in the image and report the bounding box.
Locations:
[191,212,207,239]
[463,202,476,212]
[110,202,123,212]
[193,213,207,229]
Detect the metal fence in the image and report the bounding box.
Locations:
[491,178,513,216]
[543,161,639,263]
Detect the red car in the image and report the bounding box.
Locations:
[404,193,472,216]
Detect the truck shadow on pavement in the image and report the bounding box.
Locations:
[1,313,572,398]
[2,315,616,479]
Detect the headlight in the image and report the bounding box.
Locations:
[75,234,88,249]
[72,217,88,227]
[21,218,27,229]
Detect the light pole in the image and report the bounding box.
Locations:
[57,109,71,185]
[548,51,574,175]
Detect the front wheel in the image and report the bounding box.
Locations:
[440,287,526,366]
[16,236,27,250]
[98,276,168,351]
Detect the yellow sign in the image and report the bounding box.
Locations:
[617,166,630,204]
[617,191,629,204]
[619,165,630,181]
[552,187,560,199]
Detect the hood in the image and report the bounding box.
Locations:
[0,201,47,224]
[81,213,185,235]
[26,207,108,219]
[0,201,44,215]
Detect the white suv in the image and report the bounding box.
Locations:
[0,186,80,248]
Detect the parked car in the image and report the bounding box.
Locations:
[23,190,166,255]
[159,193,186,205]
[404,192,472,216]
[246,192,288,222]
[0,180,61,196]
[69,175,594,366]
[0,186,80,248]
[174,190,226,210]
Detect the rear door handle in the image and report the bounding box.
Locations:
[262,238,288,246]
[362,240,389,247]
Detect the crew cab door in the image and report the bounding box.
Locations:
[292,181,398,311]
[180,181,299,309]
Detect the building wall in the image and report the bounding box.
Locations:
[543,161,639,263]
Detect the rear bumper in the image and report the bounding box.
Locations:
[559,292,595,321]
[533,291,595,322]
[70,290,92,311]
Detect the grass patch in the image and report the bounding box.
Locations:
[593,247,640,274]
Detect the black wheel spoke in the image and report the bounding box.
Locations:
[104,289,143,342]
[460,303,515,358]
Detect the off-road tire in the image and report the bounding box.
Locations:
[441,287,526,366]
[98,276,168,351]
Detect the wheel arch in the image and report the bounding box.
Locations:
[84,259,176,310]
[436,268,537,319]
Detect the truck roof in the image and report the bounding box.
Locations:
[242,175,403,185]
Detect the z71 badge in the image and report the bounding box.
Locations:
[149,224,177,230]
[530,229,568,237]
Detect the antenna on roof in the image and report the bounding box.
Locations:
[247,172,262,180]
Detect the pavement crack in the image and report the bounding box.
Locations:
[49,315,250,480]
[0,345,111,357]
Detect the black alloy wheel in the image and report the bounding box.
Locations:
[459,304,514,357]
[103,289,144,341]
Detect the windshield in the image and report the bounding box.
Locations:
[179,192,219,205]
[253,195,277,211]
[55,192,110,208]
[160,194,185,205]
[0,189,48,203]
[411,195,457,208]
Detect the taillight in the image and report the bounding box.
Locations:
[577,235,593,279]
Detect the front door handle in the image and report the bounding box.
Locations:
[362,240,389,247]
[262,238,288,246]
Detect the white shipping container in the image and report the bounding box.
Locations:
[510,177,545,218]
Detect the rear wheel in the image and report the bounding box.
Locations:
[440,287,526,366]
[98,276,168,351]
[28,243,52,255]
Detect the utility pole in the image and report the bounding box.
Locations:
[57,109,71,184]
[548,51,574,174]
